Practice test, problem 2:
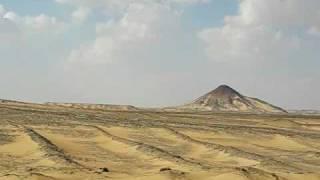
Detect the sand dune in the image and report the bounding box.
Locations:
[0,102,319,179]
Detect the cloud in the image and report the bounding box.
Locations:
[0,4,65,33]
[1,0,318,110]
[55,0,210,19]
[198,0,320,62]
[234,0,320,28]
[66,1,182,65]
[71,7,90,23]
[55,0,210,6]
[198,22,300,62]
[308,26,320,37]
[0,19,20,49]
[0,3,69,68]
[54,0,211,65]
[0,4,6,16]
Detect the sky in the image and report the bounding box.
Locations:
[0,0,319,110]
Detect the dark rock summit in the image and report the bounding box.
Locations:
[207,85,242,98]
[179,85,287,113]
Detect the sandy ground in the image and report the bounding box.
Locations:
[0,103,320,179]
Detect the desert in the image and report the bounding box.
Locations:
[0,86,319,180]
[1,1,320,179]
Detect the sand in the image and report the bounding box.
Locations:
[0,102,319,179]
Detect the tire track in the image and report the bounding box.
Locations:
[23,126,92,171]
[234,167,287,180]
[163,127,301,173]
[87,125,213,170]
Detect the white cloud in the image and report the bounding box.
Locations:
[24,14,64,32]
[234,0,320,28]
[55,0,210,18]
[308,26,320,37]
[68,36,115,64]
[55,0,210,6]
[0,4,6,16]
[198,23,300,62]
[3,11,19,22]
[0,19,20,49]
[0,4,65,33]
[0,7,20,49]
[66,1,181,65]
[198,0,320,62]
[170,0,209,4]
[1,1,319,109]
[0,3,67,71]
[72,7,90,23]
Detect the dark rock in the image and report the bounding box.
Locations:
[160,167,172,172]
[99,167,109,173]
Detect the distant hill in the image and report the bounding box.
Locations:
[0,99,31,105]
[0,99,138,111]
[1,85,287,113]
[45,102,139,111]
[175,85,287,113]
[288,109,320,115]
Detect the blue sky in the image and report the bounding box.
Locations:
[0,0,320,110]
[0,0,68,17]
